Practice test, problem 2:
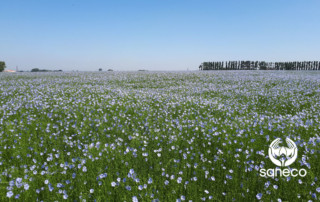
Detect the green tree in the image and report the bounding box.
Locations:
[31,68,40,72]
[0,61,6,72]
[259,61,267,70]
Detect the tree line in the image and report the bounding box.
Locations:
[199,61,320,70]
[31,68,62,72]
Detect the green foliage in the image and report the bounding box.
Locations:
[31,68,61,72]
[200,61,320,70]
[0,61,6,72]
[259,61,267,70]
[31,68,40,72]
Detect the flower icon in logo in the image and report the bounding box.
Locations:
[268,138,298,167]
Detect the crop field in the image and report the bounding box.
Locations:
[0,71,320,201]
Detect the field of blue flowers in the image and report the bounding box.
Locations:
[0,71,319,201]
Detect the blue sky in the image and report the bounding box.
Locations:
[1,0,319,71]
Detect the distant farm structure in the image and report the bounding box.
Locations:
[199,61,320,71]
[3,69,16,73]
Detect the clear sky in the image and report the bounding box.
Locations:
[1,0,319,71]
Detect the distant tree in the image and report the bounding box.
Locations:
[0,61,6,72]
[202,62,209,70]
[259,61,267,70]
[107,69,113,72]
[31,68,40,72]
[250,61,254,70]
[244,61,250,70]
[240,61,244,70]
[99,68,102,71]
[254,61,259,70]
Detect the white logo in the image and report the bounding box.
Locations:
[259,137,307,178]
[268,138,298,167]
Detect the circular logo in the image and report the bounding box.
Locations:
[268,138,298,167]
